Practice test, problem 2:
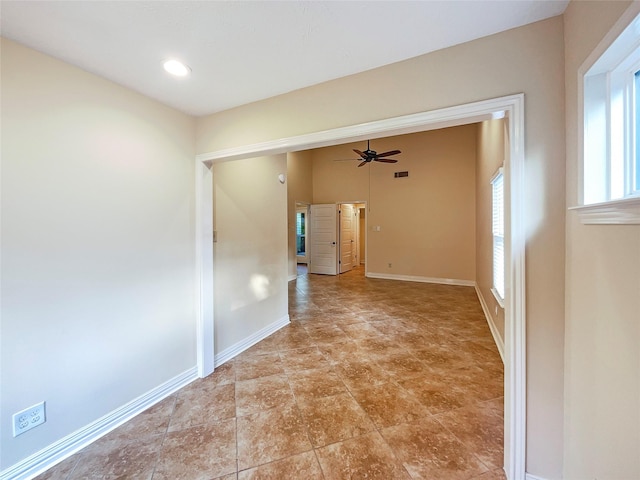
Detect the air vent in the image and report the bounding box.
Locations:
[394,171,409,178]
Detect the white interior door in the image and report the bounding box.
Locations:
[309,204,337,275]
[339,204,354,273]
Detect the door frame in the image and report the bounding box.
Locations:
[337,201,367,274]
[338,203,355,274]
[357,205,366,266]
[295,203,309,265]
[194,94,526,479]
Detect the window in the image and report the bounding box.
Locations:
[492,169,505,305]
[577,11,640,224]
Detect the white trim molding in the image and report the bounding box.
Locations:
[214,315,290,367]
[194,93,526,479]
[197,97,518,164]
[475,286,506,363]
[0,367,198,480]
[525,473,551,480]
[506,92,527,480]
[195,160,215,378]
[570,196,640,224]
[288,274,297,282]
[366,272,475,287]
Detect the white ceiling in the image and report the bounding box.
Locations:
[0,1,568,117]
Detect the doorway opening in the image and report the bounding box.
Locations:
[196,94,526,478]
[295,203,308,265]
[306,202,367,276]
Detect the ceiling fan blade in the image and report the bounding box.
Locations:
[357,160,369,167]
[353,149,367,159]
[333,158,359,162]
[374,158,398,163]
[376,150,401,158]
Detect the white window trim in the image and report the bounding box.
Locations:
[491,168,505,305]
[491,287,505,309]
[575,3,640,225]
[569,195,640,224]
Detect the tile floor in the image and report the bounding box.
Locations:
[36,268,505,480]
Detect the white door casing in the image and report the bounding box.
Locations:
[309,204,338,275]
[196,94,527,479]
[339,204,354,273]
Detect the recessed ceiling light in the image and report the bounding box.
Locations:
[163,59,191,77]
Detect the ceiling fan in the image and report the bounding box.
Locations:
[352,140,401,167]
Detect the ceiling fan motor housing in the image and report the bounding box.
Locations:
[353,140,401,166]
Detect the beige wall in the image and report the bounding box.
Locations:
[1,39,197,469]
[311,128,477,281]
[196,17,566,477]
[476,119,506,343]
[286,151,314,278]
[213,155,289,354]
[563,1,640,478]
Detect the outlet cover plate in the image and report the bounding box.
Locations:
[13,401,46,437]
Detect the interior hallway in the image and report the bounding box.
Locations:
[36,269,505,480]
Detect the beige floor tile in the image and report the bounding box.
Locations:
[315,431,411,480]
[399,372,467,415]
[236,405,312,470]
[297,392,376,447]
[154,419,237,480]
[316,340,367,363]
[68,434,163,480]
[235,352,284,381]
[235,374,294,417]
[110,395,175,441]
[305,325,350,346]
[381,417,488,480]
[470,468,507,480]
[333,358,391,390]
[278,346,332,373]
[169,383,235,432]
[237,451,323,480]
[436,398,504,469]
[287,367,348,401]
[201,360,236,387]
[375,352,430,380]
[349,382,431,428]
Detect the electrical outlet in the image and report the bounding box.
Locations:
[12,401,46,437]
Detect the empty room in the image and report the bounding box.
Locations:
[2,1,639,480]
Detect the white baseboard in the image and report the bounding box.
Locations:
[0,367,198,480]
[214,314,290,366]
[288,274,297,282]
[366,272,475,287]
[525,474,551,480]
[475,286,505,364]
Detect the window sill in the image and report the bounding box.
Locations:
[569,196,640,225]
[491,287,505,309]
